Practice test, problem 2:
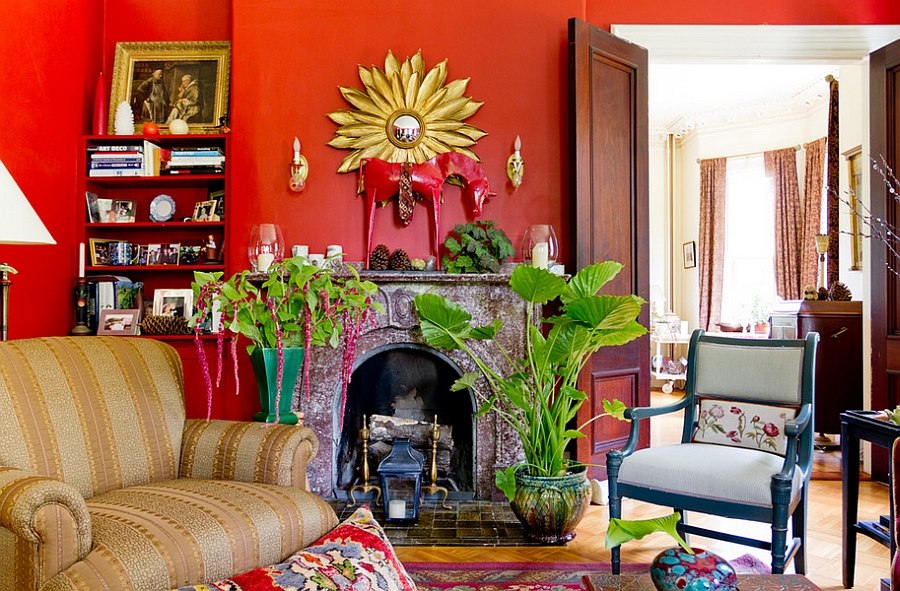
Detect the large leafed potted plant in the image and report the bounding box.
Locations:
[413,261,646,543]
[191,257,381,424]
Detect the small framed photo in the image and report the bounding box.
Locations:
[98,309,140,335]
[179,244,203,265]
[96,198,115,223]
[209,189,225,219]
[89,238,115,265]
[683,241,697,269]
[114,199,136,223]
[145,243,162,265]
[192,199,218,221]
[159,242,181,265]
[153,289,193,319]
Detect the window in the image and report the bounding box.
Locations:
[720,155,777,325]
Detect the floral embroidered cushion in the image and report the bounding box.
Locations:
[692,398,799,456]
[175,506,416,591]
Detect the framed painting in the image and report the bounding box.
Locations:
[683,241,696,269]
[153,289,193,319]
[108,41,231,134]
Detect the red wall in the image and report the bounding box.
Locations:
[2,0,897,418]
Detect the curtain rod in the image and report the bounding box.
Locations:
[696,144,802,164]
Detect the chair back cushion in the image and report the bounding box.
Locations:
[692,398,798,455]
[693,339,805,404]
[0,337,185,499]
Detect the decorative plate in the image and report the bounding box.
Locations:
[149,194,176,222]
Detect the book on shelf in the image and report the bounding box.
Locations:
[84,276,144,332]
[166,157,226,167]
[87,144,143,152]
[169,147,224,156]
[160,166,224,175]
[89,161,143,169]
[90,151,143,159]
[142,140,161,176]
[88,168,144,177]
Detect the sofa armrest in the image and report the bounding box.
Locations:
[0,467,92,587]
[180,419,320,488]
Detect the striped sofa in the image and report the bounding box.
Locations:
[0,337,338,591]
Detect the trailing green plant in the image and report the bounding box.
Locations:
[442,220,515,273]
[413,261,646,500]
[191,257,382,422]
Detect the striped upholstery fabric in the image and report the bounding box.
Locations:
[0,337,338,591]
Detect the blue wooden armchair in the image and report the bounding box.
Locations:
[607,329,819,574]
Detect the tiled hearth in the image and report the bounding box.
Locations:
[297,270,531,501]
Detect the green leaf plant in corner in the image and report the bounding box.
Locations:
[441,220,515,273]
[413,261,646,501]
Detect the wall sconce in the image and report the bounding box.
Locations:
[289,136,309,192]
[815,234,829,291]
[506,135,524,189]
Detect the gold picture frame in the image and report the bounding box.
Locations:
[109,41,231,134]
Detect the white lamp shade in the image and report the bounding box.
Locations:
[0,159,55,245]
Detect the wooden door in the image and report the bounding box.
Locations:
[568,18,650,479]
[870,38,900,481]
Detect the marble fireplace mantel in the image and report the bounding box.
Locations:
[296,270,531,500]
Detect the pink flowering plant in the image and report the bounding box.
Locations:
[191,257,382,421]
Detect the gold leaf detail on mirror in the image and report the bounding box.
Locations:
[328,50,486,173]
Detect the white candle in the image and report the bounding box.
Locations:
[257,252,275,273]
[293,137,301,162]
[292,244,309,258]
[388,499,406,519]
[532,241,549,269]
[78,242,85,278]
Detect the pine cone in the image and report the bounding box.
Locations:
[829,281,852,301]
[389,248,411,271]
[139,315,190,335]
[369,244,390,270]
[817,287,829,301]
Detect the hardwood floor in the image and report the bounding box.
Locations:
[395,391,891,590]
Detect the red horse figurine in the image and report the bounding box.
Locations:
[358,152,494,269]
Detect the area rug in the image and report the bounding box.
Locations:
[405,561,645,591]
[406,555,770,590]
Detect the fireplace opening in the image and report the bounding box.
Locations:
[334,343,475,498]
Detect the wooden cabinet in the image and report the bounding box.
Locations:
[770,300,862,435]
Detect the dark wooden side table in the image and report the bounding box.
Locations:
[841,410,900,588]
[583,574,821,591]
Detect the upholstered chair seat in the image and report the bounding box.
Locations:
[0,337,338,591]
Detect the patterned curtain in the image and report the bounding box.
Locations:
[826,76,840,285]
[765,147,802,300]
[802,138,826,291]
[698,158,726,332]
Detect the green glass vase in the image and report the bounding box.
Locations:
[249,346,304,424]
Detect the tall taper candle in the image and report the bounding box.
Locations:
[78,242,85,278]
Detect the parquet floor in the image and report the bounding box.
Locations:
[394,391,891,590]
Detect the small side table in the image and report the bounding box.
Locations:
[583,574,821,591]
[841,410,900,588]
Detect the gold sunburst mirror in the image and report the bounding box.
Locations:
[328,50,487,173]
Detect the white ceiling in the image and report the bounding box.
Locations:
[648,63,835,132]
[611,25,900,135]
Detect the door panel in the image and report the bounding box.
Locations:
[870,37,900,480]
[569,18,650,479]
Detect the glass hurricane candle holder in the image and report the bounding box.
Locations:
[522,224,558,269]
[248,223,285,273]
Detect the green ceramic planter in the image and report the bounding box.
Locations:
[249,346,304,424]
[510,463,591,544]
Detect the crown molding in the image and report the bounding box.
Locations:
[611,24,900,64]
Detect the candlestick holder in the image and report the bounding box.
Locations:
[522,224,558,269]
[71,278,92,335]
[348,415,382,506]
[422,415,451,508]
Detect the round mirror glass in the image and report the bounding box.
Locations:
[388,112,423,147]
